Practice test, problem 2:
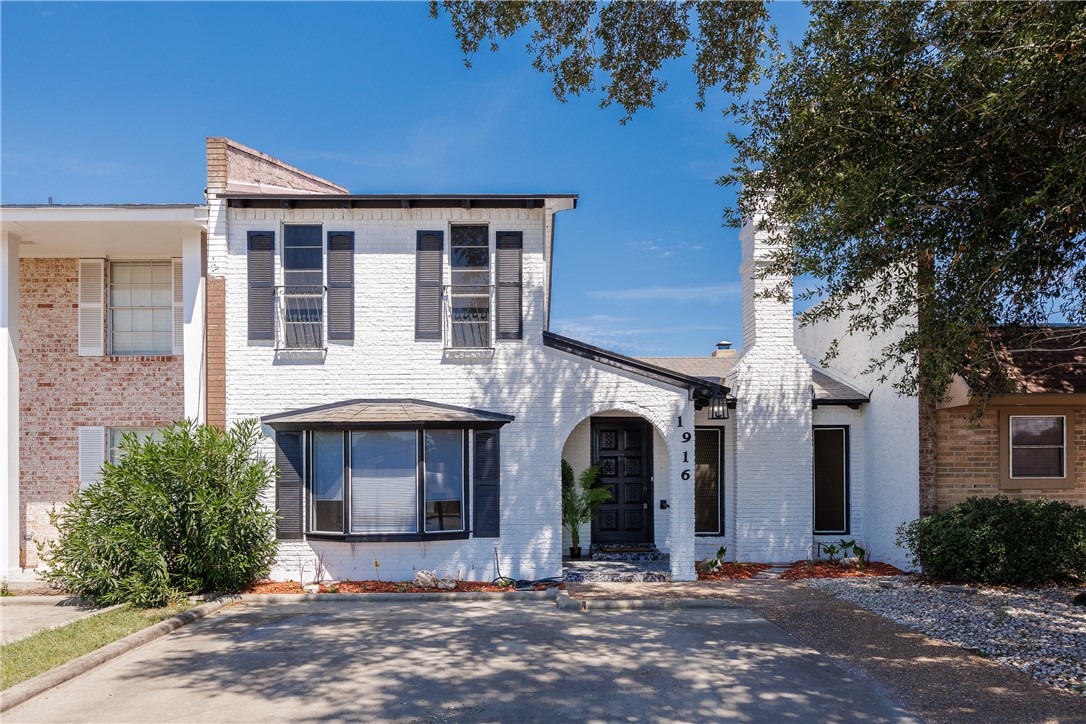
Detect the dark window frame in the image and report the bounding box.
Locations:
[448,223,492,349]
[813,425,850,535]
[303,427,472,542]
[694,426,725,536]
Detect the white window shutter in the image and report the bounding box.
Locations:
[172,258,184,355]
[78,426,106,488]
[77,259,105,356]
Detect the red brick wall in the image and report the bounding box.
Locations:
[18,258,184,566]
[205,276,226,428]
[935,404,1086,512]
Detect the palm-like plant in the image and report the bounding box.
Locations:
[561,459,611,553]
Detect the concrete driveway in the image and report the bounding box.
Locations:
[7,600,917,723]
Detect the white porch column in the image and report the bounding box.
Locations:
[669,397,697,581]
[182,232,206,423]
[1,233,21,578]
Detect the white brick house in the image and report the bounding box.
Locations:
[206,138,916,582]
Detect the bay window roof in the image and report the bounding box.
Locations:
[261,399,515,430]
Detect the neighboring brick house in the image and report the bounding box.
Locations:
[933,328,1085,510]
[1,205,207,571]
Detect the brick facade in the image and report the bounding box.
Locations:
[935,404,1086,511]
[205,275,226,428]
[18,258,183,566]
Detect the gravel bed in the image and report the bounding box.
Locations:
[808,577,1086,697]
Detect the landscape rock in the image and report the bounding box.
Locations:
[809,578,1086,697]
[414,570,438,588]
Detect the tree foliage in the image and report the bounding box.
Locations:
[430,0,774,123]
[434,1,1086,399]
[729,2,1086,399]
[42,420,278,607]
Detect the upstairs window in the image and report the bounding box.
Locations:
[109,261,175,355]
[279,225,324,349]
[448,225,491,348]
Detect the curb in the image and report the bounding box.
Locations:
[235,590,555,603]
[556,588,740,611]
[1,597,237,713]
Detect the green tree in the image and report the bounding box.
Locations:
[43,420,278,607]
[433,1,1086,400]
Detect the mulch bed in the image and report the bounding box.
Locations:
[779,561,904,580]
[697,563,771,581]
[242,580,519,594]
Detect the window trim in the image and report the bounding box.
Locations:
[813,425,850,535]
[694,426,725,537]
[106,259,177,356]
[447,223,493,350]
[302,427,472,541]
[999,407,1077,489]
[277,223,327,351]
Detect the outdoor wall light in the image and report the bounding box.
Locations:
[708,389,729,420]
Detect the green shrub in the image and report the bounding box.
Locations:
[42,420,278,607]
[896,496,1086,585]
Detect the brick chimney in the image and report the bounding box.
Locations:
[205,137,347,197]
[731,197,813,562]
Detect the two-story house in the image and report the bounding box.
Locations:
[205,138,919,583]
[1,203,208,574]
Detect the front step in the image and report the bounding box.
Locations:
[589,543,668,562]
[563,558,671,583]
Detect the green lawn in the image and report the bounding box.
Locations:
[1,603,191,691]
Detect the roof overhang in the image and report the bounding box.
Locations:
[542,331,729,406]
[221,193,578,211]
[261,399,515,431]
[2,204,208,257]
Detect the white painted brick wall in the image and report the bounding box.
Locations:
[733,212,814,562]
[796,308,919,570]
[211,204,699,583]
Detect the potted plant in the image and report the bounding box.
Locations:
[561,459,611,559]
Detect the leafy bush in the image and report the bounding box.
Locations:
[896,496,1086,585]
[42,420,278,607]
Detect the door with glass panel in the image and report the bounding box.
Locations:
[449,225,491,348]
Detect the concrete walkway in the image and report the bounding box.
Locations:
[7,599,915,723]
[1,596,102,645]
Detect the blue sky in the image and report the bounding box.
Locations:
[2,1,810,356]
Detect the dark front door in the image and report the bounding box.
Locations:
[591,418,652,545]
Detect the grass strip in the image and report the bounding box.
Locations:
[1,603,191,690]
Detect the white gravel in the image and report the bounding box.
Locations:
[808,577,1086,697]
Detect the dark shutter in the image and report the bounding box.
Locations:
[327,232,354,341]
[275,432,304,540]
[415,230,443,340]
[247,231,275,341]
[495,232,523,340]
[473,430,500,538]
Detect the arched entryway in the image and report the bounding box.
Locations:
[559,409,671,560]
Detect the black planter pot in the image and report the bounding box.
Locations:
[569,546,582,559]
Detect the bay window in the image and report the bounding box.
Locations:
[305,428,467,538]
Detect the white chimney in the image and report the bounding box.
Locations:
[731,194,813,562]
